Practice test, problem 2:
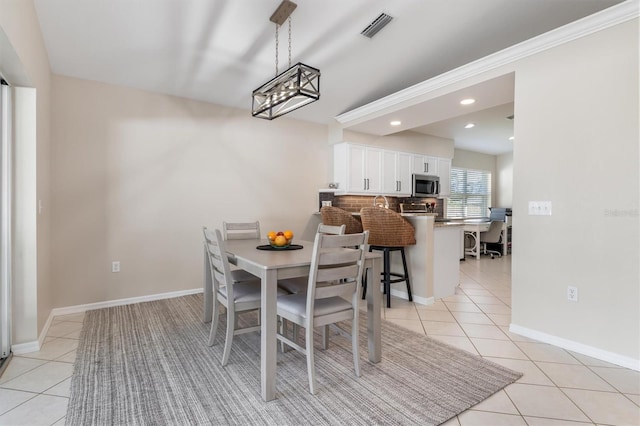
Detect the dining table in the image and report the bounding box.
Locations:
[203,238,382,402]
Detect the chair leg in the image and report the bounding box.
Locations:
[361,246,373,300]
[207,300,220,346]
[279,318,288,352]
[321,325,329,350]
[221,307,235,366]
[351,312,360,378]
[306,324,316,394]
[361,275,367,300]
[383,248,391,308]
[400,248,413,302]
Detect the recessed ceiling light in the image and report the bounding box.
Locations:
[464,123,475,129]
[390,120,401,126]
[460,98,475,105]
[509,136,515,141]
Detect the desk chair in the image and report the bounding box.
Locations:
[480,220,504,259]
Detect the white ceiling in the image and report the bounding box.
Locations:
[33,0,623,154]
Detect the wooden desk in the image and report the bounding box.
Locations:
[203,239,382,401]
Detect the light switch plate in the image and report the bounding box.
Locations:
[528,201,552,216]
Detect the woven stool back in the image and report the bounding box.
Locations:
[320,206,363,234]
[359,207,416,247]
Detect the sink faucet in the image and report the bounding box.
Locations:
[373,195,389,208]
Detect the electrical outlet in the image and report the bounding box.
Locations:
[112,261,121,273]
[567,286,578,302]
[528,201,552,216]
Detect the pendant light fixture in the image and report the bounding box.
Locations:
[252,0,320,120]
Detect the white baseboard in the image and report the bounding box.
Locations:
[11,340,40,355]
[388,288,434,306]
[12,288,203,355]
[509,323,640,371]
[51,288,203,317]
[11,313,54,355]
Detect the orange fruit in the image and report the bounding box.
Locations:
[274,235,288,247]
[267,231,277,241]
[283,230,294,240]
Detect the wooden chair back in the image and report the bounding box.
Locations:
[306,231,369,310]
[359,206,416,247]
[320,206,363,234]
[203,227,234,301]
[222,221,261,240]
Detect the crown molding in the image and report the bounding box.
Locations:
[335,0,639,126]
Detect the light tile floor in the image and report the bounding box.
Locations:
[1,257,639,425]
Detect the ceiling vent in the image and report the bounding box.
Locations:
[361,13,393,38]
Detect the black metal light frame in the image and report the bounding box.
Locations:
[252,62,320,120]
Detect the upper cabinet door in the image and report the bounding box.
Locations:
[412,155,439,175]
[346,144,367,191]
[397,152,413,195]
[382,151,412,195]
[364,147,383,193]
[333,142,383,193]
[382,150,398,194]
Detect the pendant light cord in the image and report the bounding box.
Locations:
[275,24,279,76]
[288,16,292,68]
[274,15,292,76]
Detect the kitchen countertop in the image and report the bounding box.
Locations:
[434,222,464,228]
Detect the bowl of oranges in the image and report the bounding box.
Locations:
[267,230,294,248]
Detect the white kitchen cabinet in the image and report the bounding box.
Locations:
[412,155,438,175]
[335,142,452,197]
[333,143,383,194]
[437,157,451,197]
[382,151,413,196]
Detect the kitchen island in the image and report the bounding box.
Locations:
[309,211,463,304]
[390,215,462,304]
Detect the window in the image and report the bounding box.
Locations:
[447,167,491,218]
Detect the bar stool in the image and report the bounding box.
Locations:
[320,205,363,234]
[359,206,416,308]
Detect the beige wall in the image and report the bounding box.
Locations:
[0,0,52,344]
[511,19,639,361]
[496,152,513,208]
[343,129,454,158]
[50,76,329,307]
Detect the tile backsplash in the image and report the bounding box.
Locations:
[329,194,444,216]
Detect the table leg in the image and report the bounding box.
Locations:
[475,229,481,260]
[261,269,278,401]
[203,247,213,323]
[366,256,381,363]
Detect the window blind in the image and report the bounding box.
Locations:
[446,167,491,218]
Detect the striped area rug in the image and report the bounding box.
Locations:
[66,294,521,425]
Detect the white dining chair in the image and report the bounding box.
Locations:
[277,223,345,295]
[203,227,287,366]
[223,221,261,240]
[276,230,369,394]
[277,223,347,350]
[222,221,262,283]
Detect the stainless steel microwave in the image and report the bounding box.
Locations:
[412,174,440,197]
